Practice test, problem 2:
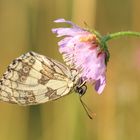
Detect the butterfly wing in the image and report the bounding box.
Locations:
[0,52,77,105]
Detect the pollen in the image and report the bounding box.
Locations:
[79,34,97,42]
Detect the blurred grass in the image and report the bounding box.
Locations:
[0,0,140,140]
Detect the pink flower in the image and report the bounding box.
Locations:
[52,18,107,94]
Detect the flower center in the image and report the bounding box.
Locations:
[79,34,97,42]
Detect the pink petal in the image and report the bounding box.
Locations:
[94,76,106,94]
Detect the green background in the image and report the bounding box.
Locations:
[0,0,140,140]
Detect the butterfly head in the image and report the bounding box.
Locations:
[74,78,87,96]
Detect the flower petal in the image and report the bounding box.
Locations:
[52,28,83,37]
[54,18,82,29]
[94,76,106,94]
[54,18,75,26]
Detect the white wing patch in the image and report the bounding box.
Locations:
[0,52,79,105]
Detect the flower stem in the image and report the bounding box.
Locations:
[104,31,140,42]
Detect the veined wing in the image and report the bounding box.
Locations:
[0,52,79,105]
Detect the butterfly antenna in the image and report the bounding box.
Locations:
[79,97,96,120]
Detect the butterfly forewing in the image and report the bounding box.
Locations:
[0,52,79,105]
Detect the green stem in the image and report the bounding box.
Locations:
[104,31,140,42]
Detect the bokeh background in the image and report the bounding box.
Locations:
[0,0,140,140]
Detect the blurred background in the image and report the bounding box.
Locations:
[0,0,140,140]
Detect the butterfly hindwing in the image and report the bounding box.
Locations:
[0,52,77,105]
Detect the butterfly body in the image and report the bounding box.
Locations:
[0,52,84,105]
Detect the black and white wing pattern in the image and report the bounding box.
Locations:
[0,52,80,105]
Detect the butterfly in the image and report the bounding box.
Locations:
[0,51,88,105]
[0,52,94,118]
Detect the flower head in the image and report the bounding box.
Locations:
[52,18,108,94]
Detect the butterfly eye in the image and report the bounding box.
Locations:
[75,85,87,96]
